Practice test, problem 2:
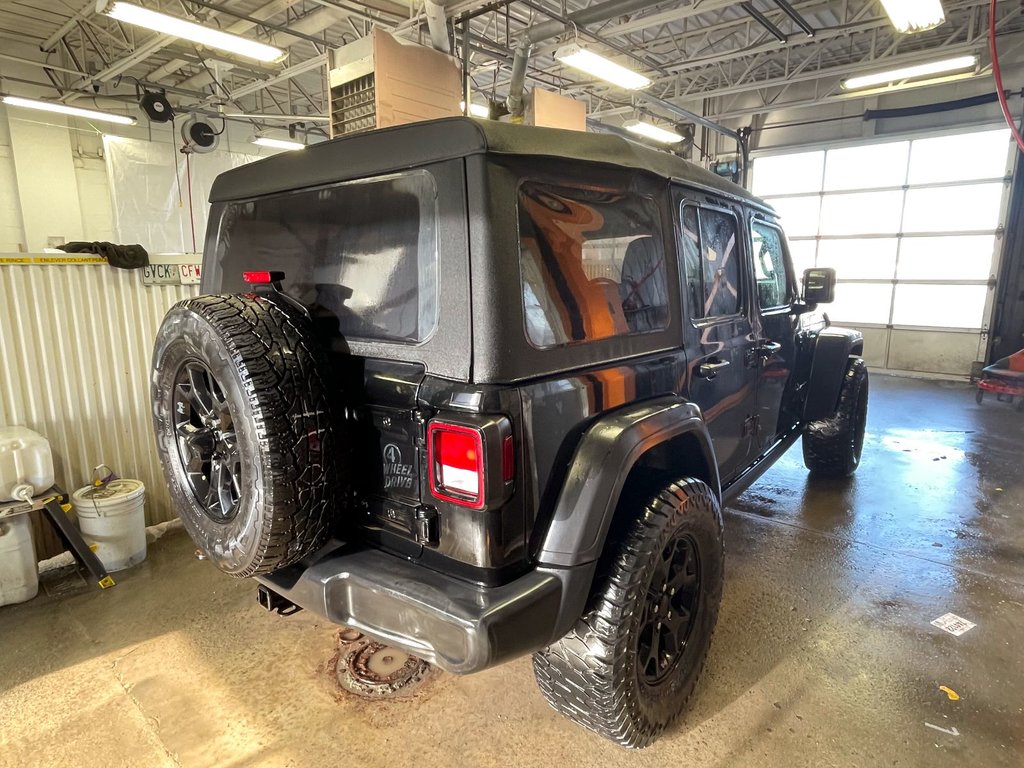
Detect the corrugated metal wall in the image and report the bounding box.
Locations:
[0,263,198,558]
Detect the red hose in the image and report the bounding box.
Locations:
[185,152,197,253]
[990,0,1024,152]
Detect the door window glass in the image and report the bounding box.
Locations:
[680,203,742,319]
[751,221,791,309]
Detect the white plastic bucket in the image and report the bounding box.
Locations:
[72,480,147,572]
[0,511,39,606]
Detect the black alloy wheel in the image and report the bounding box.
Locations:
[172,360,242,523]
[637,534,702,687]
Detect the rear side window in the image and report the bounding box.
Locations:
[518,181,668,349]
[212,170,437,343]
[751,220,792,309]
[680,203,743,319]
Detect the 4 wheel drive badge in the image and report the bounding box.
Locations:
[382,443,414,490]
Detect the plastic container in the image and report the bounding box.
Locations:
[72,479,147,572]
[0,427,55,502]
[0,511,39,606]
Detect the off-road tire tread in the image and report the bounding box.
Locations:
[532,478,723,749]
[154,293,342,577]
[802,357,869,478]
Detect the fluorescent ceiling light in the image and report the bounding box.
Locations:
[841,55,977,90]
[879,0,945,33]
[225,112,329,122]
[2,95,136,125]
[460,100,490,118]
[555,43,650,90]
[251,135,305,151]
[102,2,285,62]
[624,119,682,144]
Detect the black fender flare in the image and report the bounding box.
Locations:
[803,327,865,422]
[536,396,719,568]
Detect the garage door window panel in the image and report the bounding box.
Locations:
[819,190,905,236]
[762,196,821,238]
[897,236,997,281]
[817,238,898,280]
[826,283,894,326]
[908,129,1011,184]
[823,141,909,191]
[902,184,1004,233]
[891,284,989,329]
[751,150,824,196]
[788,239,817,276]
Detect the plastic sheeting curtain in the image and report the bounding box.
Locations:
[103,136,262,253]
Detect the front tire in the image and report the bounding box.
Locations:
[803,357,869,478]
[533,478,724,748]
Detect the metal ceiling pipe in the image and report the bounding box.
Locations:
[636,92,739,142]
[741,2,786,42]
[505,40,533,117]
[424,0,454,52]
[505,0,663,116]
[771,0,815,36]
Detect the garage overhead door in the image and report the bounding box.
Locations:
[752,127,1013,376]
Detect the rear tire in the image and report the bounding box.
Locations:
[976,388,985,405]
[803,357,869,479]
[532,478,724,748]
[151,293,342,577]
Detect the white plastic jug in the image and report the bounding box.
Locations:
[0,427,55,502]
[0,511,39,606]
[72,479,147,572]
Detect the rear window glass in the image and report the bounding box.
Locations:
[518,181,668,349]
[212,171,438,343]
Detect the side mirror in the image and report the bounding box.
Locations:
[802,268,836,305]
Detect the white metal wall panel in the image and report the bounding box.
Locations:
[0,263,198,557]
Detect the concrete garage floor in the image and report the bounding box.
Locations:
[1,374,1022,768]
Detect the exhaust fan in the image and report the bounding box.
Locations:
[180,115,219,153]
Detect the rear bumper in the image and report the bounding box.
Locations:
[256,543,594,674]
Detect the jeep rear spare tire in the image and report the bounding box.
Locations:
[151,293,340,577]
[803,357,869,478]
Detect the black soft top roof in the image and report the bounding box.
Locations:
[210,116,770,211]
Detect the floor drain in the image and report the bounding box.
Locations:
[333,629,432,699]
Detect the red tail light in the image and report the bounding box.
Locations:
[243,270,285,284]
[428,422,485,509]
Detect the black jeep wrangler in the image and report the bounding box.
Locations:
[151,117,867,748]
